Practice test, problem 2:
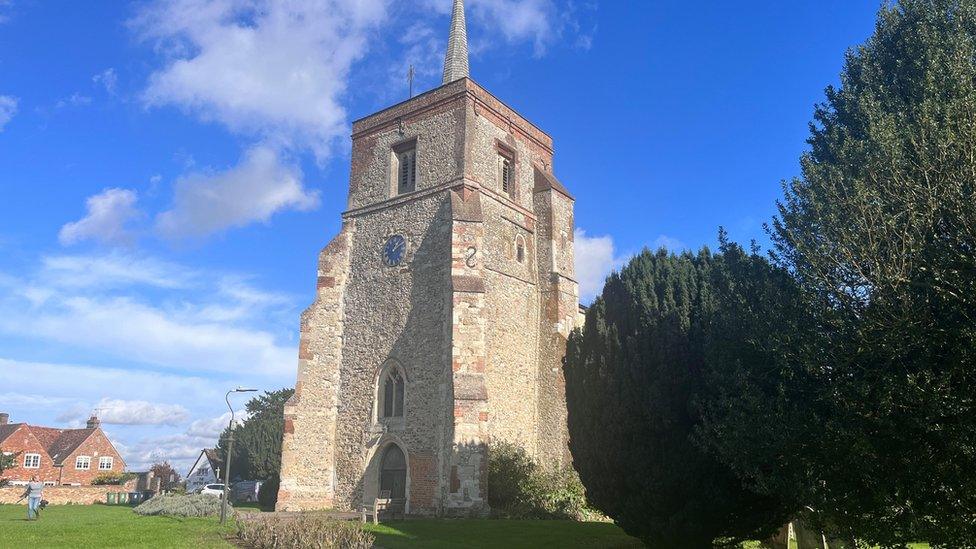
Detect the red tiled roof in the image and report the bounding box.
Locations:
[0,423,21,444]
[45,428,96,464]
[29,426,63,451]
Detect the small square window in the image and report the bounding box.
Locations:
[75,456,91,470]
[99,457,114,471]
[23,453,40,468]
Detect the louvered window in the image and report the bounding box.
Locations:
[497,146,515,198]
[396,148,416,195]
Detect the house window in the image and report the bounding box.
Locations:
[498,147,515,197]
[23,453,40,468]
[75,456,91,470]
[381,368,405,419]
[515,234,526,263]
[393,141,417,195]
[99,457,114,471]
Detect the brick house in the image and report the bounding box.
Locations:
[0,412,126,486]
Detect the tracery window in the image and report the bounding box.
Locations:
[381,368,405,419]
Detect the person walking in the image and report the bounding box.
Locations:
[20,476,44,521]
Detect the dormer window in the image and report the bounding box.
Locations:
[496,143,516,198]
[393,140,417,195]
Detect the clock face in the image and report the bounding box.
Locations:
[383,235,407,267]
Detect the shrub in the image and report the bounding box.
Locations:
[257,476,279,510]
[92,472,137,485]
[486,441,592,520]
[237,513,374,549]
[133,493,228,518]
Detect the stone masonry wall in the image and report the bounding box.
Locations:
[277,223,355,511]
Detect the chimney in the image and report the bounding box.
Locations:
[86,415,101,429]
[0,413,8,425]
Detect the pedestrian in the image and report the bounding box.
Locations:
[20,475,44,521]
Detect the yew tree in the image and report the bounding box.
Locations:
[565,246,794,549]
[705,1,976,545]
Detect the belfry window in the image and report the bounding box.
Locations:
[394,141,417,195]
[499,153,515,197]
[381,369,405,418]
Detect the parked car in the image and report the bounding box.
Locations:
[232,480,263,503]
[198,483,226,498]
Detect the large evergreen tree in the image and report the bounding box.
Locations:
[704,1,976,545]
[565,246,792,549]
[218,388,294,483]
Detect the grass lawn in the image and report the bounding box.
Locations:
[0,504,235,548]
[364,518,643,548]
[0,503,934,548]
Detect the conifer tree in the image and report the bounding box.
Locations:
[565,247,791,549]
[708,1,976,544]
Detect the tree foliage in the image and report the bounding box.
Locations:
[218,388,294,483]
[565,246,793,549]
[698,1,976,546]
[0,451,17,477]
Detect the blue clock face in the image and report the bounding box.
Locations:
[383,235,407,267]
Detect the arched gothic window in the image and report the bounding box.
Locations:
[381,368,405,418]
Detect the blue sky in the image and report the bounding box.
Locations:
[0,0,880,473]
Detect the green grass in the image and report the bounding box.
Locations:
[364,518,643,548]
[0,504,235,548]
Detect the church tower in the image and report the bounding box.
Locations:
[276,0,579,515]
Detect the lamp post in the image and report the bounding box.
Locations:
[220,386,257,525]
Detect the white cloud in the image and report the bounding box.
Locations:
[186,411,247,439]
[155,145,319,239]
[0,255,298,377]
[0,358,222,408]
[58,188,142,246]
[424,0,586,57]
[652,234,686,252]
[93,68,118,95]
[134,0,388,158]
[54,93,93,109]
[574,228,628,304]
[129,411,249,472]
[0,95,17,131]
[40,253,197,290]
[79,398,190,426]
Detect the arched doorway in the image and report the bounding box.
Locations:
[379,444,407,500]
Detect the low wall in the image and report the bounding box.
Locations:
[0,480,139,505]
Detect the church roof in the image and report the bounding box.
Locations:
[442,0,469,84]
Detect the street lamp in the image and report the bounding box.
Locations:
[220,386,257,525]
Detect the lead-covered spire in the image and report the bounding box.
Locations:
[442,0,470,84]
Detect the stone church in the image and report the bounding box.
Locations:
[276,0,579,516]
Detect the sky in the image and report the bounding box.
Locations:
[0,0,882,474]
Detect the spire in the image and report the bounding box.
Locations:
[442,0,469,84]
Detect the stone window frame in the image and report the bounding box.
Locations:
[75,455,91,470]
[99,456,114,471]
[373,359,408,430]
[23,453,40,468]
[495,140,517,200]
[391,137,419,198]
